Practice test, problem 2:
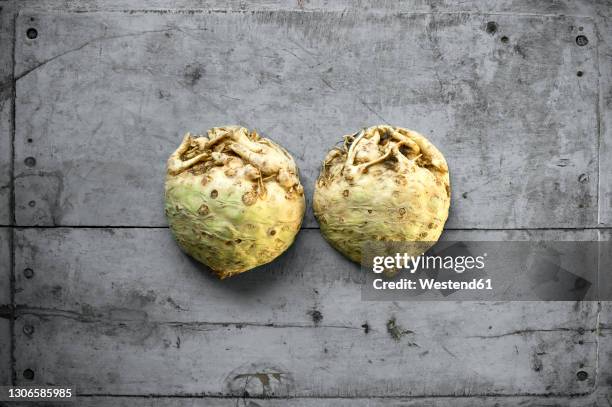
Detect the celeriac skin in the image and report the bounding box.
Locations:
[313,125,450,263]
[165,126,305,279]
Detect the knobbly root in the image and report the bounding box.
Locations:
[313,125,451,263]
[165,126,305,278]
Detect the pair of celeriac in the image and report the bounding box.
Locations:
[165,125,450,279]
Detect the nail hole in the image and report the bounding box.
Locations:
[485,21,498,34]
[23,325,34,335]
[23,369,34,380]
[23,268,34,279]
[210,189,218,199]
[24,157,36,167]
[28,200,36,207]
[578,173,589,183]
[576,370,588,381]
[29,17,35,22]
[577,70,583,77]
[500,36,509,43]
[26,28,38,39]
[576,35,588,46]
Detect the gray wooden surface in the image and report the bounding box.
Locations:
[0,5,13,225]
[12,8,599,228]
[1,0,612,405]
[11,228,601,397]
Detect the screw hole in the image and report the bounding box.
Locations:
[500,36,509,43]
[28,200,36,208]
[27,138,33,143]
[23,268,34,279]
[576,370,588,381]
[576,35,588,46]
[485,21,498,35]
[23,369,34,380]
[23,325,34,335]
[26,28,38,39]
[24,157,36,167]
[577,70,583,77]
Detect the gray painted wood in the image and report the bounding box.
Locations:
[13,228,599,325]
[13,228,598,396]
[13,313,596,396]
[0,228,11,385]
[597,11,612,226]
[13,10,599,228]
[4,0,612,403]
[0,5,14,225]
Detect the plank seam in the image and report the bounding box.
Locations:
[15,306,362,330]
[15,305,596,333]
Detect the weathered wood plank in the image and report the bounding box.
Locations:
[597,10,612,226]
[0,4,14,225]
[13,11,599,228]
[14,313,596,396]
[0,228,11,385]
[13,227,598,396]
[14,227,599,325]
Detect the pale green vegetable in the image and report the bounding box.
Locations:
[313,125,451,263]
[165,126,305,279]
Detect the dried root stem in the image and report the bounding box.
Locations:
[167,133,210,175]
[167,126,301,193]
[338,125,448,179]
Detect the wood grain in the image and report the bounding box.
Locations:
[13,228,600,324]
[13,11,598,228]
[14,313,596,396]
